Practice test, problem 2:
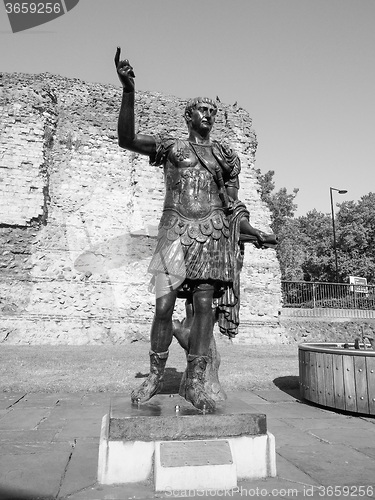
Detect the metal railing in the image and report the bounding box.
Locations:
[281,281,375,310]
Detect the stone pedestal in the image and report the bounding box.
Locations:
[97,394,276,491]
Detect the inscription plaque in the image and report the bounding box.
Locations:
[160,439,232,467]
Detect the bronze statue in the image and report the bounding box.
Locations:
[115,48,276,412]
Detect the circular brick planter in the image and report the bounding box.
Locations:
[299,342,375,415]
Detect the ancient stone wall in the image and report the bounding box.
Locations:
[0,72,283,344]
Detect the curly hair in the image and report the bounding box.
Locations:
[184,97,217,119]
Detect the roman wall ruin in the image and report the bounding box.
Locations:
[0,72,284,344]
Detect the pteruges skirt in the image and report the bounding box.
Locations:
[148,209,235,297]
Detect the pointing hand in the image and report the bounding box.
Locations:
[114,47,135,92]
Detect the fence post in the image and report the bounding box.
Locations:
[313,283,316,309]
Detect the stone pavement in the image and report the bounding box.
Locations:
[0,389,374,500]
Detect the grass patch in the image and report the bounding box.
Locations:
[0,340,299,393]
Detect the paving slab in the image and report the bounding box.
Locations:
[1,442,66,455]
[361,417,375,425]
[230,390,273,405]
[62,484,375,500]
[266,418,293,430]
[37,406,107,432]
[0,409,10,420]
[254,389,301,403]
[245,402,321,420]
[58,438,99,498]
[284,415,370,431]
[0,393,26,410]
[66,477,375,500]
[308,426,375,448]
[275,453,320,486]
[248,400,336,419]
[0,428,58,444]
[269,425,322,449]
[54,417,103,441]
[356,447,375,460]
[0,485,54,500]
[0,441,72,498]
[278,443,375,486]
[0,389,374,499]
[63,480,312,500]
[234,478,314,497]
[0,407,51,430]
[63,481,154,500]
[54,405,109,420]
[81,393,112,406]
[48,393,86,409]
[11,393,62,408]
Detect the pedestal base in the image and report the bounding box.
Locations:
[98,394,276,491]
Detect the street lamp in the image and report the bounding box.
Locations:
[330,187,348,282]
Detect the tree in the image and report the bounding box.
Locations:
[276,218,305,281]
[298,210,335,282]
[336,193,375,282]
[256,167,375,283]
[287,194,375,284]
[255,169,301,279]
[255,169,299,235]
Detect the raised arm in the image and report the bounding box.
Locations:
[115,47,156,156]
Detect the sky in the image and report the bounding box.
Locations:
[1,0,374,216]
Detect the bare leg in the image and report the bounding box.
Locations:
[188,285,215,355]
[182,285,216,411]
[150,290,177,352]
[177,321,227,404]
[131,275,178,403]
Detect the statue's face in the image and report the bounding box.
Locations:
[188,102,217,134]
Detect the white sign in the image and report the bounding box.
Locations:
[349,276,368,294]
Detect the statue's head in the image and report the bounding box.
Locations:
[184,97,217,134]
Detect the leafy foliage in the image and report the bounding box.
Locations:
[298,210,335,282]
[336,193,375,282]
[255,169,299,234]
[256,169,301,279]
[275,218,305,281]
[256,170,375,283]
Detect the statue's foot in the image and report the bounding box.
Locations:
[131,374,163,404]
[184,383,216,412]
[208,382,227,402]
[182,354,216,412]
[131,349,169,404]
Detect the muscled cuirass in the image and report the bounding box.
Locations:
[163,140,223,220]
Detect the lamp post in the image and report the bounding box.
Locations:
[330,187,348,282]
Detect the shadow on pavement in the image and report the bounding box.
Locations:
[273,375,301,399]
[0,487,52,500]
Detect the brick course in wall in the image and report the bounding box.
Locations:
[0,72,284,344]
